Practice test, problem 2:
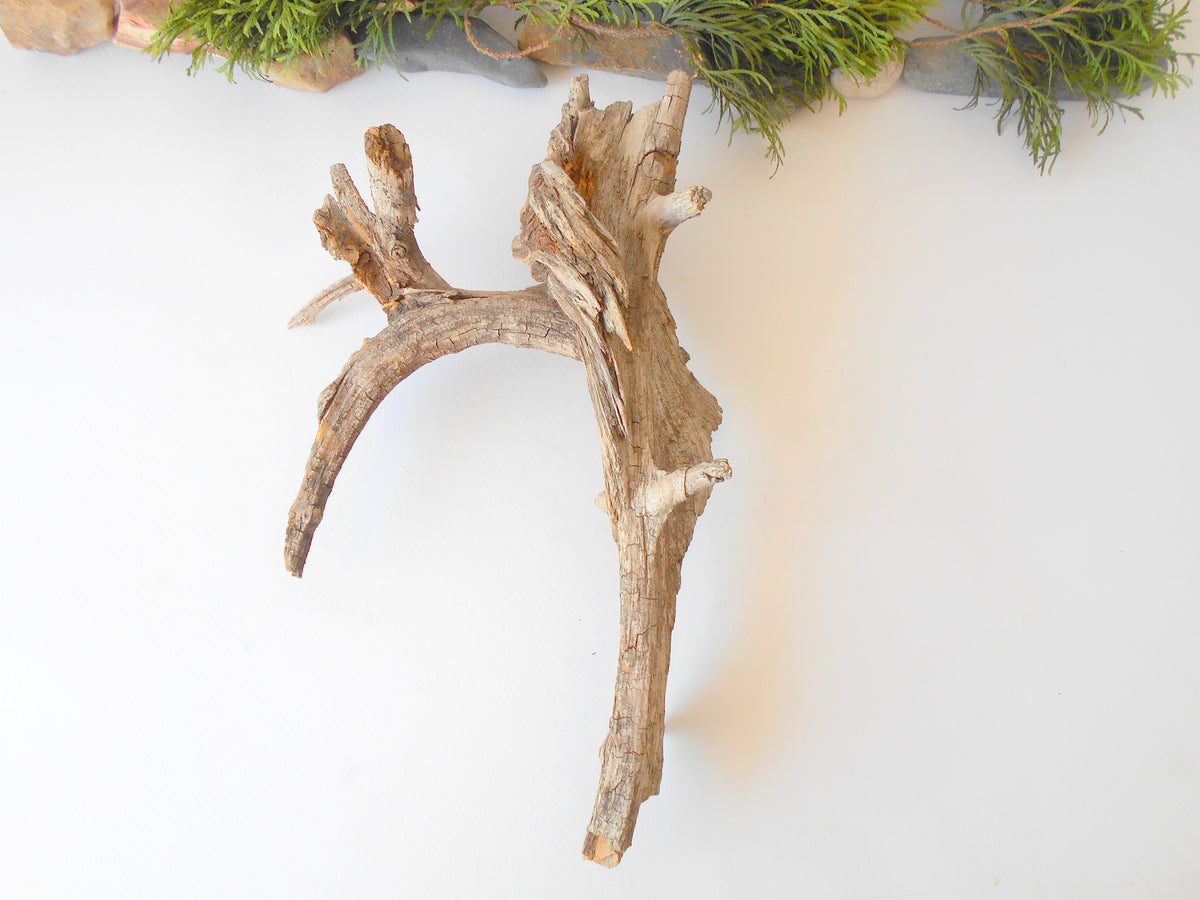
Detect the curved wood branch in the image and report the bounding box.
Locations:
[286,72,728,866]
[286,275,361,328]
[285,287,578,577]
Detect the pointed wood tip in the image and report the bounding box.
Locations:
[284,526,312,578]
[284,548,306,578]
[582,831,623,867]
[660,70,692,123]
[569,74,592,111]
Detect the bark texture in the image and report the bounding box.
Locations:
[286,71,728,866]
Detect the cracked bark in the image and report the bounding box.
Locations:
[286,71,728,866]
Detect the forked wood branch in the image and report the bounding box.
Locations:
[286,71,729,866]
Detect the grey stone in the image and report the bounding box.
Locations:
[902,37,1086,101]
[362,14,547,89]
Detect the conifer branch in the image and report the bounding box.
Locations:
[923,0,1084,44]
[919,11,964,32]
[952,0,1194,171]
[146,0,1194,170]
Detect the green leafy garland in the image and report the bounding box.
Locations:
[927,0,1193,170]
[432,0,921,163]
[148,0,1194,169]
[148,0,411,79]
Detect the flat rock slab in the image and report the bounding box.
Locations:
[364,14,546,88]
[517,20,693,80]
[903,37,1086,101]
[2,0,115,54]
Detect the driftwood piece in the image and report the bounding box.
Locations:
[286,71,728,866]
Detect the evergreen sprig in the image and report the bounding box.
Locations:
[663,0,918,163]
[147,0,1193,170]
[147,0,410,80]
[950,0,1194,171]
[416,0,920,163]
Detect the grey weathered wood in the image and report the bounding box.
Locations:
[285,72,728,866]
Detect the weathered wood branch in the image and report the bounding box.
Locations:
[286,72,728,866]
[284,286,580,576]
[286,275,360,328]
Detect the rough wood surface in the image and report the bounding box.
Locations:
[286,71,728,866]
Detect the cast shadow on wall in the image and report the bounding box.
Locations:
[660,158,867,783]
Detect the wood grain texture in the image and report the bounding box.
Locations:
[286,72,728,866]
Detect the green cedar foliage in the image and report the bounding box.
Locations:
[663,0,917,163]
[148,0,1193,170]
[147,0,411,80]
[954,0,1193,171]
[419,0,921,164]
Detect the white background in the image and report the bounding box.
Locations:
[2,18,1199,898]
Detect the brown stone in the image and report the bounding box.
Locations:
[1,0,115,54]
[112,0,358,90]
[113,0,199,53]
[267,34,363,92]
[517,20,694,81]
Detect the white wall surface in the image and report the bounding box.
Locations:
[2,25,1199,899]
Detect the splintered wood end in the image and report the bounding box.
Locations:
[582,832,622,868]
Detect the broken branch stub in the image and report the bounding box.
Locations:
[286,71,729,866]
